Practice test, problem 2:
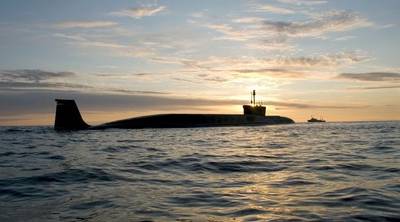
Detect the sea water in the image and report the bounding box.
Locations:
[0,122,399,221]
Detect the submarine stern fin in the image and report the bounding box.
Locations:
[54,99,90,130]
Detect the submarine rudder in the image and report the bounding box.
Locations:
[54,99,90,130]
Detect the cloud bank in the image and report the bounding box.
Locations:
[337,72,400,81]
[0,69,75,83]
[262,11,372,37]
[177,51,367,82]
[0,69,169,95]
[201,10,372,52]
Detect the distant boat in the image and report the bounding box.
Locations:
[307,116,326,123]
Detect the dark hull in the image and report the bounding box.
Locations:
[53,99,295,131]
[90,114,294,129]
[307,120,326,123]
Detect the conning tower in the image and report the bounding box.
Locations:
[243,90,266,116]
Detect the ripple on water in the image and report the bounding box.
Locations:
[210,208,269,217]
[204,160,286,173]
[135,158,286,174]
[271,176,317,187]
[102,145,132,153]
[0,186,65,201]
[46,155,65,160]
[0,168,127,186]
[134,209,175,218]
[167,191,239,208]
[69,200,114,210]
[0,151,16,157]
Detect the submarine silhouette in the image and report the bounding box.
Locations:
[54,90,294,130]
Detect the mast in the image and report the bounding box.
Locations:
[252,90,256,106]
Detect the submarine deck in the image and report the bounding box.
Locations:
[90,114,294,129]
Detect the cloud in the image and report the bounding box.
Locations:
[0,76,171,98]
[53,32,157,58]
[203,23,252,41]
[202,10,372,53]
[277,0,327,5]
[348,85,400,90]
[334,35,356,41]
[108,89,170,95]
[53,25,193,61]
[95,72,154,78]
[53,33,126,49]
[380,24,395,29]
[111,6,166,19]
[171,77,199,84]
[266,101,367,109]
[270,52,367,67]
[255,4,294,14]
[0,69,87,92]
[0,81,89,90]
[55,21,118,29]
[233,68,305,78]
[76,41,127,49]
[0,69,172,96]
[0,81,170,96]
[0,69,75,83]
[177,52,367,81]
[246,41,295,52]
[202,76,229,82]
[53,33,86,41]
[232,17,264,24]
[151,51,367,85]
[262,11,372,38]
[190,12,206,18]
[336,72,400,81]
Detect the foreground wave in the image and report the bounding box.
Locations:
[0,121,399,221]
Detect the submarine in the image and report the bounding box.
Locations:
[54,90,294,130]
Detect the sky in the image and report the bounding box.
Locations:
[0,0,399,125]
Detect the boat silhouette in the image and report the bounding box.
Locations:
[54,90,294,130]
[307,116,326,123]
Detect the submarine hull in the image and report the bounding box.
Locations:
[90,114,294,129]
[53,99,295,130]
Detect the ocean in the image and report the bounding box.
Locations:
[0,121,399,221]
